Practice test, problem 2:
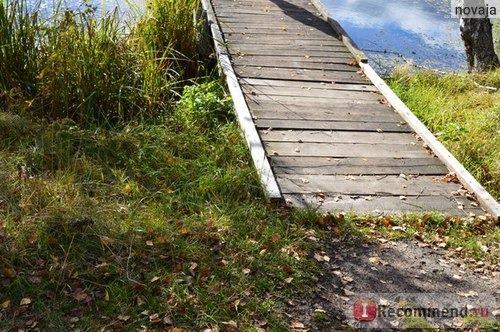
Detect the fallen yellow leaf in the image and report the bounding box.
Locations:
[20,298,32,306]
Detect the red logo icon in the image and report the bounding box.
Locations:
[353,299,377,321]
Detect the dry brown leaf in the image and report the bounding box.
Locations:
[291,321,305,329]
[457,290,478,297]
[222,320,238,330]
[99,236,114,245]
[369,256,388,265]
[2,300,11,309]
[1,267,15,278]
[74,291,90,303]
[169,328,184,332]
[118,314,130,321]
[149,313,161,323]
[163,316,173,325]
[343,276,354,283]
[313,253,324,262]
[20,298,32,306]
[284,277,294,284]
[136,295,147,306]
[189,262,198,273]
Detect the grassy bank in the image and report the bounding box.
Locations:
[0,0,499,330]
[387,67,500,200]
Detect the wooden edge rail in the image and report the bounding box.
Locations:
[310,0,500,220]
[310,0,368,64]
[200,0,282,200]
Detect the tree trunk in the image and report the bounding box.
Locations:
[460,18,500,71]
[456,0,500,71]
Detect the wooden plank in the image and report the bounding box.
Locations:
[219,28,341,40]
[260,130,419,144]
[235,55,356,66]
[271,156,448,175]
[257,119,412,132]
[240,78,375,91]
[253,109,402,122]
[234,66,368,84]
[220,15,332,31]
[215,0,314,9]
[265,142,428,158]
[359,62,500,219]
[216,20,328,27]
[277,174,462,196]
[230,48,351,57]
[284,194,485,215]
[246,98,387,110]
[224,33,344,45]
[217,11,324,21]
[235,61,359,72]
[228,42,349,52]
[201,0,281,199]
[241,85,380,100]
[217,23,339,37]
[218,16,325,25]
[234,59,359,71]
[227,39,345,49]
[271,156,445,168]
[215,8,321,15]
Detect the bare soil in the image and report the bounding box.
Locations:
[284,235,499,331]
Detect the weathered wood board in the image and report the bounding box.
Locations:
[271,156,448,175]
[264,142,430,158]
[284,194,484,215]
[256,119,412,132]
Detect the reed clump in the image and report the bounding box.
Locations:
[0,0,202,124]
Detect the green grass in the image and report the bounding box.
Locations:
[494,19,500,57]
[0,78,321,330]
[387,67,500,200]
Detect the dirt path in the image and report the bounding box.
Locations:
[285,235,499,330]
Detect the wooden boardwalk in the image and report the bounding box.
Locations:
[202,0,500,218]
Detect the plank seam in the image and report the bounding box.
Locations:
[201,0,282,199]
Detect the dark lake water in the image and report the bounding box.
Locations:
[319,0,468,75]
